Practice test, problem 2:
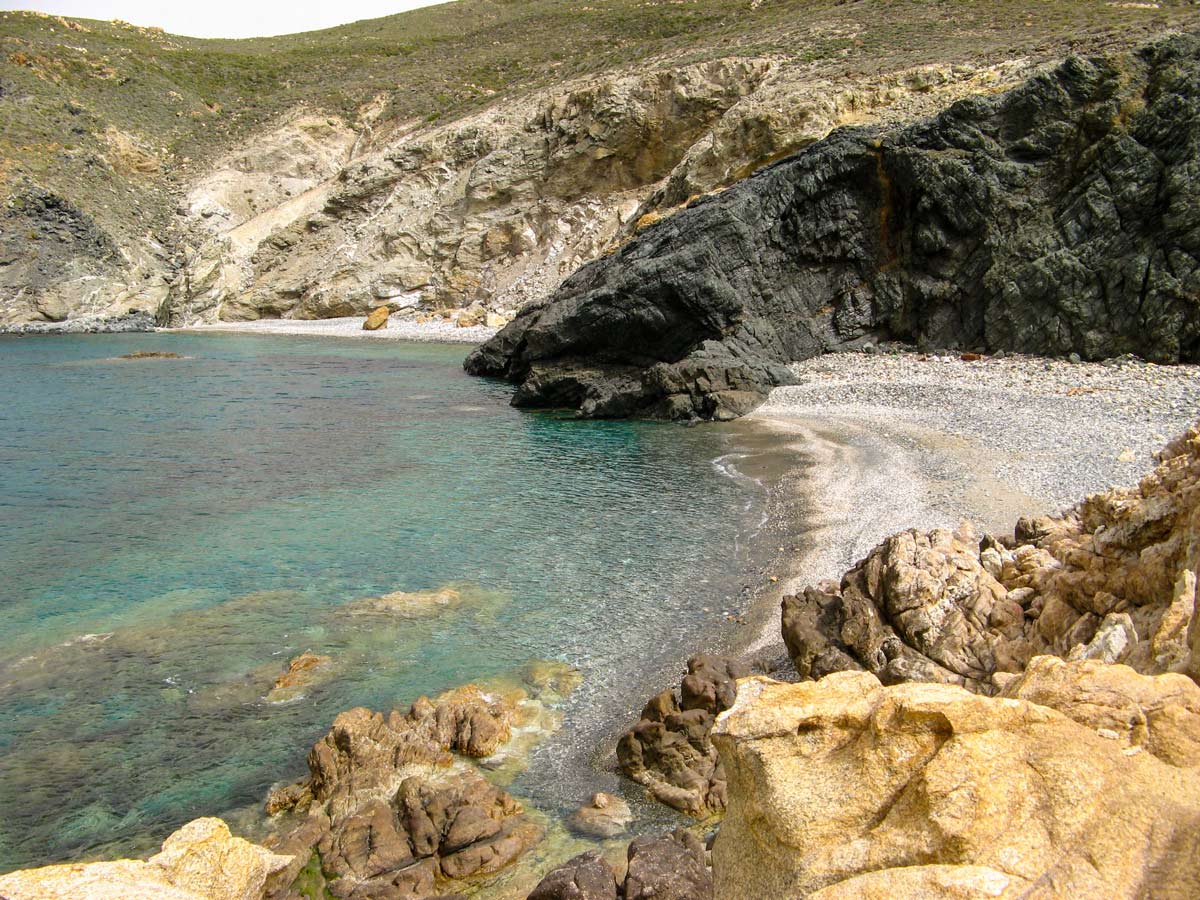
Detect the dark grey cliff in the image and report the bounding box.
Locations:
[465,34,1200,419]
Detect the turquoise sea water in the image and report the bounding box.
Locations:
[0,333,782,872]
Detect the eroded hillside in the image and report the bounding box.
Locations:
[2,0,1198,327]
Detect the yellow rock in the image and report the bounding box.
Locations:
[1000,655,1200,766]
[712,669,1200,900]
[362,306,390,330]
[0,818,291,900]
[486,311,510,329]
[456,307,485,327]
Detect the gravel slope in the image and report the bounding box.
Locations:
[737,349,1200,655]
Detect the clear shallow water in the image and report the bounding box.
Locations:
[0,333,778,872]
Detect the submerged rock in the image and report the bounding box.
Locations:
[567,792,633,839]
[711,669,1200,900]
[266,651,335,703]
[343,586,465,619]
[0,817,292,900]
[466,34,1200,419]
[783,422,1200,692]
[616,655,749,815]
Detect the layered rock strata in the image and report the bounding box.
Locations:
[711,666,1200,900]
[467,34,1200,419]
[616,655,748,816]
[263,685,543,900]
[783,422,1200,692]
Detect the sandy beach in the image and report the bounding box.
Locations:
[168,316,499,344]
[730,348,1200,659]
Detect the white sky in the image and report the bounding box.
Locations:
[4,0,450,38]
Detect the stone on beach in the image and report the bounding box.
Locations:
[363,306,390,330]
[456,307,486,328]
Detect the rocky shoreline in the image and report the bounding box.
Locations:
[3,350,1196,899]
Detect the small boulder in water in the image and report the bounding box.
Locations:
[569,792,633,838]
[266,651,334,703]
[617,654,750,815]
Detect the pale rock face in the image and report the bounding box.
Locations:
[161,57,1031,327]
[711,670,1200,900]
[641,58,1032,212]
[0,818,292,900]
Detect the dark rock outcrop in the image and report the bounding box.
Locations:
[616,655,749,815]
[782,422,1200,695]
[466,34,1200,419]
[528,831,711,900]
[264,685,542,900]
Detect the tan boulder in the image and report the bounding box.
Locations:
[362,306,390,330]
[999,654,1200,766]
[0,818,291,900]
[485,311,510,329]
[711,671,1200,900]
[456,306,485,328]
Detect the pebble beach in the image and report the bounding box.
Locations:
[736,348,1200,656]
[170,316,500,344]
